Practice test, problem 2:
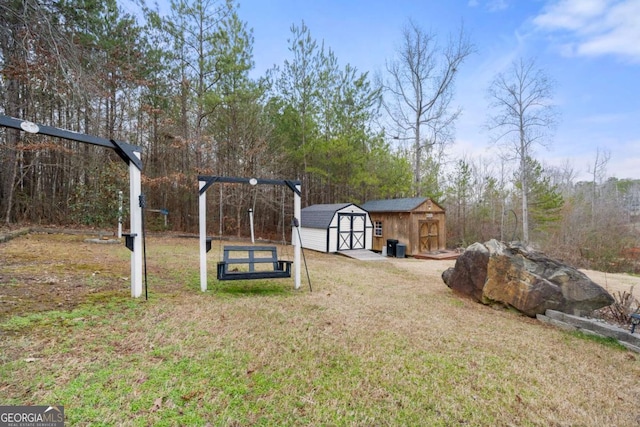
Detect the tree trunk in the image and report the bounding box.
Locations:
[2,132,19,224]
[2,75,21,224]
[520,129,529,244]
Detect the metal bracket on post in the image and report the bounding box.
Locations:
[630,313,640,334]
[291,216,312,292]
[206,237,213,253]
[122,233,137,252]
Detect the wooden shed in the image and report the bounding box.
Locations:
[360,197,446,256]
[299,203,373,253]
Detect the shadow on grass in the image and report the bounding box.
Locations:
[212,280,292,297]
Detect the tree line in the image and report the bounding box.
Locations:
[0,0,412,237]
[1,0,638,271]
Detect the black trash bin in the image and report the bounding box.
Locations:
[386,239,398,257]
[396,243,406,258]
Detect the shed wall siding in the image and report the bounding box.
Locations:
[370,212,413,252]
[328,214,338,228]
[298,227,329,252]
[328,226,338,252]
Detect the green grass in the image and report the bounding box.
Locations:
[213,280,293,297]
[1,297,521,425]
[46,339,504,426]
[569,330,629,350]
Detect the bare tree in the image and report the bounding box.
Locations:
[0,0,86,223]
[588,147,611,225]
[487,57,558,243]
[383,19,473,197]
[545,159,577,196]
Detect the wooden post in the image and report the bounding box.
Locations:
[199,180,208,292]
[130,152,143,298]
[293,183,301,290]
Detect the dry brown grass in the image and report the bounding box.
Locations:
[1,232,640,426]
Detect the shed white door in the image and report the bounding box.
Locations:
[338,213,366,250]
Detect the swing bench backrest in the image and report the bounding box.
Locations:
[217,245,292,281]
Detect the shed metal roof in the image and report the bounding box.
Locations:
[360,197,428,212]
[301,203,354,228]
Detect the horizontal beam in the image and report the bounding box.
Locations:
[198,175,301,196]
[0,115,143,170]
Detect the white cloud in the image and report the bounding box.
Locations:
[534,0,608,30]
[533,0,640,62]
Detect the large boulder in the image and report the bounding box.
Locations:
[442,240,614,317]
[441,242,489,301]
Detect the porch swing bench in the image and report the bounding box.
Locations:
[217,245,292,281]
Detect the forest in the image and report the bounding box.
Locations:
[1,0,639,272]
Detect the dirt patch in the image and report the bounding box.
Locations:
[580,268,640,300]
[0,231,131,320]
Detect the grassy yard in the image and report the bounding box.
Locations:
[1,232,640,426]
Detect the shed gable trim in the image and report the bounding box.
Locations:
[301,203,368,229]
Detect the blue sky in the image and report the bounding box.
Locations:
[146,0,640,182]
